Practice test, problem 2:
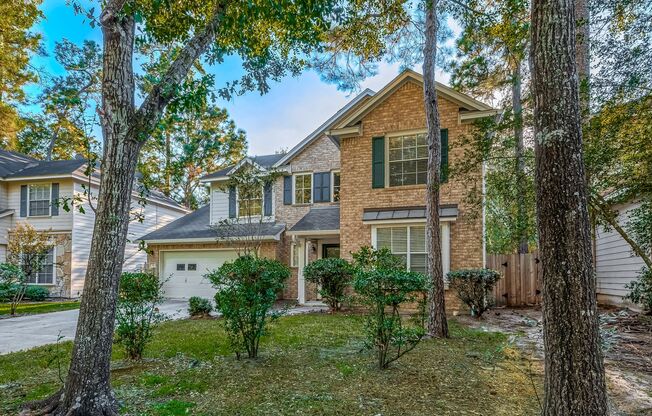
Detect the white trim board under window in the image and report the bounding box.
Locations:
[293,173,312,204]
[28,183,52,217]
[371,223,450,276]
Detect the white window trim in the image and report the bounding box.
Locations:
[25,246,56,286]
[385,129,428,188]
[292,172,313,205]
[331,170,340,202]
[371,222,450,276]
[27,183,52,217]
[290,242,299,267]
[235,185,265,219]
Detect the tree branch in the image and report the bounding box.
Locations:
[127,2,227,143]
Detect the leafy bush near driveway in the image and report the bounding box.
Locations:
[188,296,213,317]
[115,272,164,360]
[447,268,501,318]
[303,257,354,312]
[24,286,49,301]
[0,263,28,314]
[352,246,429,369]
[206,255,289,359]
[625,267,652,314]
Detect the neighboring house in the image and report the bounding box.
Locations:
[141,70,496,306]
[0,149,189,297]
[594,200,648,307]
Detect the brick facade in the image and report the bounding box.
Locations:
[339,80,483,311]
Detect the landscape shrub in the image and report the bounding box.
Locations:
[188,296,213,317]
[24,285,50,301]
[625,267,652,314]
[207,255,289,359]
[115,272,164,359]
[352,246,429,369]
[303,257,354,312]
[447,268,501,318]
[0,263,27,315]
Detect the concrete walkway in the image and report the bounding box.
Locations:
[0,300,189,355]
[0,300,326,355]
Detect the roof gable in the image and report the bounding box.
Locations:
[333,69,494,129]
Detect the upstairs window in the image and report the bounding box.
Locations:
[28,184,51,217]
[332,171,341,202]
[294,173,312,204]
[238,187,263,217]
[388,133,428,187]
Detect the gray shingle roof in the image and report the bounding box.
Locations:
[201,153,286,181]
[0,149,38,177]
[289,206,340,233]
[3,158,86,178]
[140,205,285,241]
[362,205,458,221]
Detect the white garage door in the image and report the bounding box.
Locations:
[160,250,238,299]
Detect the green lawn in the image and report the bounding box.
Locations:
[0,314,542,415]
[0,300,80,316]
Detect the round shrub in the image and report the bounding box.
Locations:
[24,285,49,301]
[303,258,354,312]
[446,268,501,318]
[188,296,213,317]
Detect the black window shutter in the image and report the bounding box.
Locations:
[372,136,385,188]
[283,176,292,205]
[263,183,272,216]
[441,129,449,182]
[20,185,27,217]
[228,186,236,218]
[313,172,322,202]
[321,172,331,202]
[51,183,59,216]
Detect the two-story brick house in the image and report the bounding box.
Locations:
[141,70,496,306]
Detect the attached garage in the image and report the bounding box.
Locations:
[159,250,238,299]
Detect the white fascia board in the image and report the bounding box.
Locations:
[286,229,340,237]
[142,235,281,244]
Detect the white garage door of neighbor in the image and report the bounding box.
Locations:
[161,250,238,299]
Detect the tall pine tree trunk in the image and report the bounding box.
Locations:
[423,0,448,338]
[512,62,528,254]
[530,0,608,414]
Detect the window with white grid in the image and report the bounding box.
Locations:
[388,133,428,187]
[28,184,51,216]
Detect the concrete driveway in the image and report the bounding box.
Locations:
[0,299,189,355]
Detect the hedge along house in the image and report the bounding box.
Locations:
[0,149,188,297]
[140,89,374,302]
[328,70,497,307]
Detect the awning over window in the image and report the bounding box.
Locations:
[362,204,458,222]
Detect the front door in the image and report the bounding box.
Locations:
[322,244,340,259]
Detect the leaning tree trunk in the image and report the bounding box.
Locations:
[530,0,608,415]
[423,0,448,338]
[512,62,528,254]
[25,1,225,414]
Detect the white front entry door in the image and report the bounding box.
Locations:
[160,250,238,299]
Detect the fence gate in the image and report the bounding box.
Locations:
[486,252,543,307]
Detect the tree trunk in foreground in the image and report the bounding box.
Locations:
[423,0,448,338]
[512,62,528,254]
[25,1,224,414]
[530,0,608,414]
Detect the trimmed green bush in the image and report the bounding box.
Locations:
[352,246,429,369]
[303,258,354,312]
[24,285,49,301]
[188,296,213,317]
[207,255,289,359]
[115,272,164,359]
[447,268,501,318]
[625,267,652,314]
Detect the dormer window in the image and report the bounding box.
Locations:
[238,187,263,217]
[28,184,51,217]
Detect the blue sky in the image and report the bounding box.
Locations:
[28,0,457,156]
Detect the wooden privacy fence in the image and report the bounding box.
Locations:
[486,252,543,307]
